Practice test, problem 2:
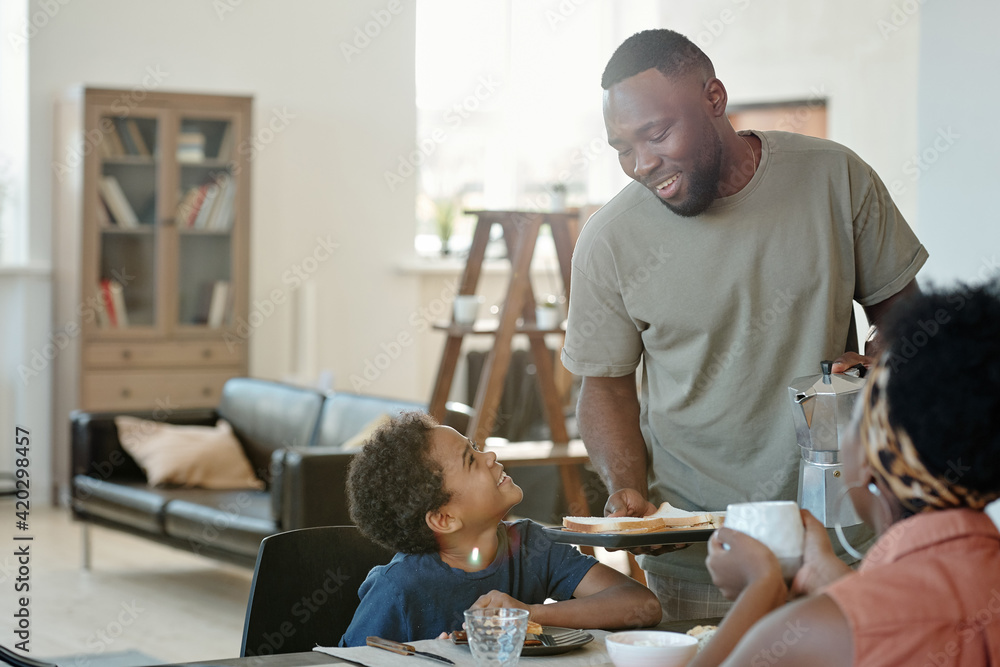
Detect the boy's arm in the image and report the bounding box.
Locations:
[528,563,660,629]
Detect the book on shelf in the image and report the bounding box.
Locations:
[176,173,235,230]
[123,118,150,157]
[98,175,139,228]
[192,180,222,229]
[98,279,128,328]
[108,279,129,327]
[177,131,206,163]
[176,183,207,227]
[212,175,237,231]
[114,118,139,156]
[95,284,110,328]
[204,173,234,230]
[102,120,126,157]
[95,197,112,226]
[216,123,234,161]
[207,280,230,328]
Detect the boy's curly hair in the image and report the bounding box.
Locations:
[346,412,450,554]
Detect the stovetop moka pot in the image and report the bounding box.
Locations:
[787,360,866,528]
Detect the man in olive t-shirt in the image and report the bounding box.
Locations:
[561,29,927,621]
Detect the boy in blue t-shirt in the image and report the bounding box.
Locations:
[340,412,661,646]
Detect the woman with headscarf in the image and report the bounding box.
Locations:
[690,281,1000,666]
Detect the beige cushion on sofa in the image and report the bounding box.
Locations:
[338,413,392,450]
[115,416,264,490]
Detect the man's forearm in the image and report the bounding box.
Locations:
[577,374,649,496]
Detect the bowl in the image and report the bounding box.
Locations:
[605,630,699,667]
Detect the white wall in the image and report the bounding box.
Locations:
[916,0,1000,285]
[652,1,921,221]
[14,0,932,498]
[28,0,422,400]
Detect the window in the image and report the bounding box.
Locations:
[414,0,634,256]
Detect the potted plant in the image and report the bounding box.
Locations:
[550,182,568,212]
[535,294,562,330]
[434,197,456,255]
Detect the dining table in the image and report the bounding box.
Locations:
[181,618,721,667]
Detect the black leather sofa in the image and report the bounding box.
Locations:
[70,377,472,568]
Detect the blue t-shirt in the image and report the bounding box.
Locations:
[340,519,597,646]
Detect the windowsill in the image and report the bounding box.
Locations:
[397,254,564,276]
[401,234,561,276]
[398,255,512,275]
[0,262,52,277]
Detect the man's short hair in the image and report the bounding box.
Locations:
[602,28,714,90]
[346,412,450,554]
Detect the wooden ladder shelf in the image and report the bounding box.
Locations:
[428,209,580,445]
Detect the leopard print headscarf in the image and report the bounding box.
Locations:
[859,362,1000,513]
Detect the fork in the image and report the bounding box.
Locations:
[538,629,591,647]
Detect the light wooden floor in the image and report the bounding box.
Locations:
[0,506,252,665]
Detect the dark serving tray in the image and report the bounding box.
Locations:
[542,525,717,548]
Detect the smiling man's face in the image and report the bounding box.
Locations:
[604,67,724,217]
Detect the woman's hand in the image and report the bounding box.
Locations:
[706,527,783,601]
[790,510,853,597]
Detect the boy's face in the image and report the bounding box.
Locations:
[428,425,523,528]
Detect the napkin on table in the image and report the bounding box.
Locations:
[314,630,613,666]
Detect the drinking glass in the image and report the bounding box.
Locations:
[463,608,529,667]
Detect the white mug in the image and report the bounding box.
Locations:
[724,500,804,581]
[453,294,483,325]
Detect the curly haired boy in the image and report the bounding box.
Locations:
[340,413,660,645]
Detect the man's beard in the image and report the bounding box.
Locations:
[657,128,723,218]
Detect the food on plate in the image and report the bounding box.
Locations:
[451,619,545,646]
[562,502,723,534]
[686,624,718,650]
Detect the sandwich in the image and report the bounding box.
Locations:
[562,501,723,534]
[687,624,718,650]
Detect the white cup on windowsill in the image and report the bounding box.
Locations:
[535,304,561,330]
[453,295,483,325]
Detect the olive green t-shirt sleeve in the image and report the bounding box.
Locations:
[851,165,928,307]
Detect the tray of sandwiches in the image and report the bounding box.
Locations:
[543,502,724,548]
